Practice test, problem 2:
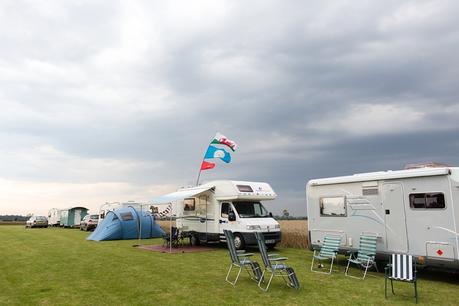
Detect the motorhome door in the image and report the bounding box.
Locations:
[382,183,409,253]
[219,202,238,232]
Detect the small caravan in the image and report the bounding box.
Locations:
[307,166,459,269]
[152,180,281,249]
[47,208,61,227]
[60,206,89,228]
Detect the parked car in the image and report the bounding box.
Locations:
[80,214,99,231]
[26,216,48,228]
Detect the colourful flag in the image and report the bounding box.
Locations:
[200,160,215,170]
[210,132,237,151]
[204,145,231,163]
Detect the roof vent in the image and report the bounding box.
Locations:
[404,162,449,169]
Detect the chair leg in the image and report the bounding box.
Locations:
[225,263,242,286]
[258,270,274,292]
[328,257,334,274]
[345,259,352,276]
[414,280,418,303]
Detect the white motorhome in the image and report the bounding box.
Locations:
[47,208,61,227]
[307,166,459,269]
[155,180,281,249]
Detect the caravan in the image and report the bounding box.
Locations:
[153,180,281,249]
[306,166,459,269]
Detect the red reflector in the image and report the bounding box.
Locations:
[437,249,443,256]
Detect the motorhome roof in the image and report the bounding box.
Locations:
[308,167,454,186]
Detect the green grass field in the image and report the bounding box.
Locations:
[1,225,458,305]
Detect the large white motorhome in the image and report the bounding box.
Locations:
[307,166,459,269]
[155,180,281,249]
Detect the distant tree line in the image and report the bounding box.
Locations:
[0,215,29,221]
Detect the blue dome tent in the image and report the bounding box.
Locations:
[87,206,164,241]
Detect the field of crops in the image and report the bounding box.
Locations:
[157,220,309,249]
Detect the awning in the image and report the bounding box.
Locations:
[151,186,214,204]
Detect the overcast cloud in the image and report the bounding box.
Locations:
[1,0,459,216]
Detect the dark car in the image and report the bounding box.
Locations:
[80,214,99,231]
[26,216,48,228]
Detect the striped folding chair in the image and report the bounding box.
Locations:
[310,235,342,274]
[385,254,418,303]
[345,233,378,279]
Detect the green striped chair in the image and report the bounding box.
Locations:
[345,234,378,279]
[310,235,342,274]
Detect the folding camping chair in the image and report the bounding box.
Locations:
[224,230,263,286]
[254,231,300,291]
[345,233,378,279]
[385,254,418,303]
[162,227,180,247]
[310,235,342,274]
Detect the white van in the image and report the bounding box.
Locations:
[155,180,281,249]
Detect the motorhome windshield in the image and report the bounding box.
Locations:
[232,201,269,218]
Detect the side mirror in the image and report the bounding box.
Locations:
[269,212,273,217]
[228,211,236,222]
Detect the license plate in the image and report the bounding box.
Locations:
[265,239,275,244]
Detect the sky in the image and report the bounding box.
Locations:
[1,0,459,216]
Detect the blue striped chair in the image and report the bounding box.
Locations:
[385,254,418,303]
[310,235,342,274]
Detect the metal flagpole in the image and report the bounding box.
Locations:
[169,203,172,254]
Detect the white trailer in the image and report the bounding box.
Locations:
[47,208,61,227]
[153,180,281,249]
[307,166,459,269]
[99,201,147,221]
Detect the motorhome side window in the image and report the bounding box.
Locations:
[184,198,195,211]
[409,193,446,209]
[320,197,346,216]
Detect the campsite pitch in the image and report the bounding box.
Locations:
[1,225,458,305]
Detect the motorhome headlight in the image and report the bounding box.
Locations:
[246,225,261,230]
[274,224,280,229]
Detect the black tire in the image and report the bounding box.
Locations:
[233,233,245,250]
[191,234,200,246]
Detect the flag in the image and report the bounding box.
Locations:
[200,160,215,170]
[210,132,237,151]
[204,145,231,163]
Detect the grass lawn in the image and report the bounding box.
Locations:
[1,226,458,305]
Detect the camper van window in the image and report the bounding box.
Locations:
[184,198,195,211]
[409,193,445,209]
[232,202,269,218]
[221,202,231,218]
[320,197,346,216]
[120,212,134,221]
[236,185,254,193]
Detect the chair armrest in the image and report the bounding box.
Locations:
[237,253,254,257]
[269,257,288,261]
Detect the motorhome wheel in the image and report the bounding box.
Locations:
[233,234,245,250]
